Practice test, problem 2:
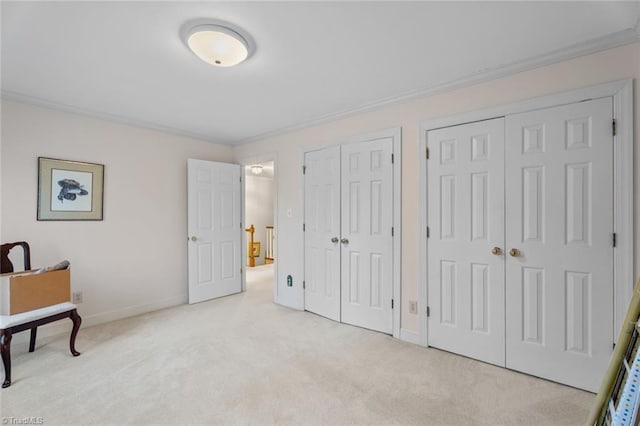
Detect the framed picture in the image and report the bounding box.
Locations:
[37,157,104,221]
[248,242,261,258]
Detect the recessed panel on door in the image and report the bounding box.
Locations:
[505,97,613,392]
[187,159,242,304]
[341,138,394,334]
[304,147,341,322]
[427,117,506,367]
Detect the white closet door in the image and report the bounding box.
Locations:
[304,146,341,321]
[427,118,506,366]
[505,97,614,392]
[340,137,394,334]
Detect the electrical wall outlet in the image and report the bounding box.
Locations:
[72,291,83,304]
[409,300,418,314]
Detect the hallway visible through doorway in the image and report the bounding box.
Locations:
[244,161,276,292]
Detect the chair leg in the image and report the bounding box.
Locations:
[69,309,81,357]
[1,329,12,388]
[29,327,37,352]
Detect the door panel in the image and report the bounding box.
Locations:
[340,138,394,334]
[427,118,506,366]
[304,147,341,321]
[188,159,242,304]
[505,97,613,392]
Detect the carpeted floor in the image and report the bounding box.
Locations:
[0,264,593,425]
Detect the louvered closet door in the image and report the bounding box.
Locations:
[304,146,342,322]
[505,97,614,392]
[340,137,394,334]
[427,118,506,366]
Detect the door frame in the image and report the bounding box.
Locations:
[235,153,279,302]
[302,127,402,338]
[418,79,634,347]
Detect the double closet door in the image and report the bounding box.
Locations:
[304,137,394,334]
[427,97,614,392]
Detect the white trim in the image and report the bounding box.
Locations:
[240,167,247,292]
[237,31,640,145]
[613,80,635,340]
[301,127,402,337]
[418,79,634,347]
[392,128,402,340]
[1,91,222,145]
[9,295,186,349]
[400,328,421,346]
[418,124,429,346]
[5,31,636,147]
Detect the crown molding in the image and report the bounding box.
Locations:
[0,90,229,145]
[237,27,640,145]
[2,26,638,147]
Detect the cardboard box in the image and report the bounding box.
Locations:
[0,269,71,315]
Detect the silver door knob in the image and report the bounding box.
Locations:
[509,248,521,257]
[331,237,339,243]
[191,236,197,242]
[341,238,349,244]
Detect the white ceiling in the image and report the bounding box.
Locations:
[2,2,639,145]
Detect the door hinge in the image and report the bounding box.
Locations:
[303,223,306,232]
[303,280,306,289]
[391,299,394,309]
[391,227,394,237]
[426,226,430,238]
[303,165,306,175]
[240,176,242,182]
[613,232,617,248]
[391,153,394,164]
[426,147,430,159]
[613,119,617,137]
[426,306,430,317]
[240,268,243,275]
[613,342,616,351]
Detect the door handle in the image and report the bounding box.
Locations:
[190,236,197,242]
[331,237,339,243]
[341,238,349,245]
[509,248,521,257]
[491,247,502,256]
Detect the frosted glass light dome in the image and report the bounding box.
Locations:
[185,23,250,67]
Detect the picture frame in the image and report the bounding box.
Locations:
[249,242,261,258]
[37,157,104,221]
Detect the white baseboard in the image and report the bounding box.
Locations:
[399,328,421,345]
[81,294,187,328]
[8,294,187,352]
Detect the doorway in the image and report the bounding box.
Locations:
[244,161,276,295]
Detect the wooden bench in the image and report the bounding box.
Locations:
[0,302,81,388]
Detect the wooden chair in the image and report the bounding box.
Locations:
[1,241,31,274]
[0,241,81,388]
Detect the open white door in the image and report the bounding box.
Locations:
[188,159,242,304]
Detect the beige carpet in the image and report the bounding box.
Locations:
[0,264,593,425]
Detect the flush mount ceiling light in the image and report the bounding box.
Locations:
[250,165,263,175]
[182,20,254,67]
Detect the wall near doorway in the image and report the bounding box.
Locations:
[245,164,274,265]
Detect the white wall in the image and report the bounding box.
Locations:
[244,173,274,265]
[1,100,234,330]
[233,42,640,332]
